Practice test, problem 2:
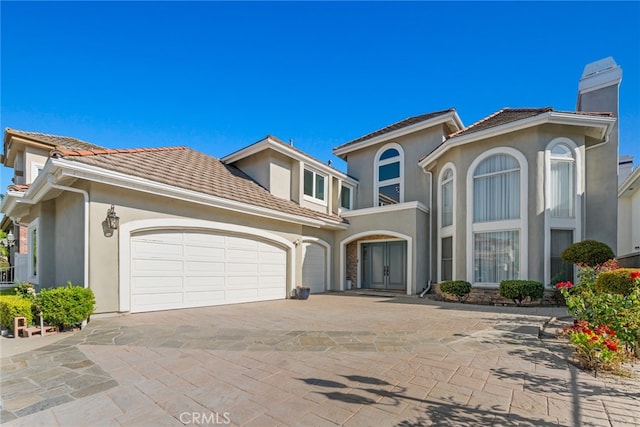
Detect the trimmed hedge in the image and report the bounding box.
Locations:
[0,295,34,332]
[499,280,544,306]
[37,284,95,330]
[561,240,615,267]
[595,268,640,296]
[439,281,472,302]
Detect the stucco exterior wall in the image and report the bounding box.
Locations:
[578,84,619,252]
[429,125,593,285]
[24,147,49,184]
[53,190,85,287]
[232,150,271,191]
[87,182,313,313]
[618,187,640,256]
[269,152,292,201]
[346,126,445,209]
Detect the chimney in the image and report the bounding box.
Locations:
[576,56,622,115]
[619,155,634,187]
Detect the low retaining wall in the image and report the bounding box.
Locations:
[433,283,564,306]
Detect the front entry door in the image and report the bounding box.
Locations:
[361,241,406,290]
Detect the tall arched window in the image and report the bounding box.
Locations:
[438,164,456,282]
[375,144,404,206]
[467,148,527,285]
[545,138,580,286]
[550,144,575,218]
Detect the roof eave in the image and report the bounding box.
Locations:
[333,111,464,159]
[222,136,357,185]
[419,112,616,169]
[619,166,640,198]
[51,158,347,229]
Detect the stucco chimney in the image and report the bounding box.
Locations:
[576,56,622,114]
[619,155,634,187]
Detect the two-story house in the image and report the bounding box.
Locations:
[0,57,622,314]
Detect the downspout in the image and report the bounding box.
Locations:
[420,170,434,298]
[47,175,89,289]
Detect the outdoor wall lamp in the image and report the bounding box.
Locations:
[6,231,15,247]
[106,205,120,230]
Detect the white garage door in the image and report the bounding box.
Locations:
[302,242,326,294]
[130,230,287,313]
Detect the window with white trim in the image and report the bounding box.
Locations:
[303,168,326,204]
[438,164,456,282]
[340,184,353,210]
[550,144,575,218]
[470,151,526,284]
[375,144,404,206]
[28,219,40,283]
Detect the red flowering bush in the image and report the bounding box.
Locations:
[562,320,623,370]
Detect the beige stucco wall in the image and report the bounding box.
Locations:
[232,150,271,191]
[429,125,596,285]
[334,206,428,294]
[346,126,445,209]
[24,147,49,184]
[618,186,640,256]
[79,181,353,313]
[52,190,85,287]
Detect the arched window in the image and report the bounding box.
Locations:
[438,164,456,282]
[545,138,580,286]
[441,168,454,227]
[550,144,575,218]
[375,144,404,206]
[468,149,527,285]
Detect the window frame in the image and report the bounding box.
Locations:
[28,218,40,284]
[437,163,456,282]
[339,183,353,211]
[374,143,404,206]
[303,167,328,205]
[466,147,528,285]
[544,137,581,285]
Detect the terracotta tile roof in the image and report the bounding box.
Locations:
[6,128,105,151]
[56,146,346,224]
[335,108,456,150]
[7,184,30,192]
[447,108,613,139]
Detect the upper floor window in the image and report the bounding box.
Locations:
[375,144,404,206]
[441,168,454,227]
[550,144,575,218]
[340,184,353,210]
[303,168,326,204]
[473,154,520,222]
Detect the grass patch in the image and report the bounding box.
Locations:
[0,288,15,296]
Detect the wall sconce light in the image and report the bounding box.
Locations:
[6,231,15,247]
[106,205,120,230]
[293,238,301,247]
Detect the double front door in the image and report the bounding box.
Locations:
[361,241,406,290]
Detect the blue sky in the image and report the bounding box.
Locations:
[1,1,639,190]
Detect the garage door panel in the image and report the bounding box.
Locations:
[184,246,225,259]
[132,241,183,258]
[130,230,287,313]
[302,243,326,294]
[184,260,225,273]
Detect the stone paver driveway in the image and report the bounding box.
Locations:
[1,294,638,426]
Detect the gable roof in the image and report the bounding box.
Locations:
[333,109,463,158]
[419,107,616,168]
[448,108,613,138]
[4,128,104,152]
[51,146,347,226]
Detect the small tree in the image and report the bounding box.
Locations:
[561,240,615,267]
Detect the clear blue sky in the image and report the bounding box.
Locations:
[1,1,639,190]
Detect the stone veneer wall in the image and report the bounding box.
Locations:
[434,283,565,306]
[345,235,401,289]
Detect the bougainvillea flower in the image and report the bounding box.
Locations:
[631,271,640,281]
[603,339,618,352]
[555,281,573,288]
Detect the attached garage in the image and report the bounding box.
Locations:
[301,241,327,293]
[128,229,287,313]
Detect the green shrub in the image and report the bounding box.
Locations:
[595,268,639,296]
[439,281,472,302]
[499,280,544,306]
[0,295,34,332]
[561,240,615,267]
[36,283,95,330]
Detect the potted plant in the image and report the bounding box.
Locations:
[295,285,310,300]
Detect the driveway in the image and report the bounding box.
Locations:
[1,295,638,426]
